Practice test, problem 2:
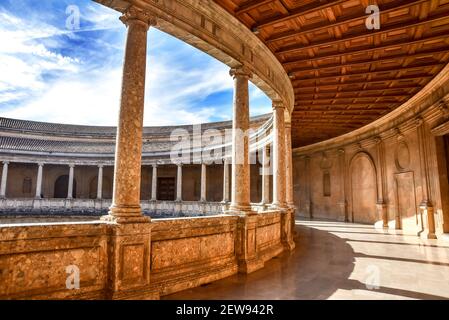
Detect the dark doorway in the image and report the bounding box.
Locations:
[157,177,175,200]
[54,175,76,198]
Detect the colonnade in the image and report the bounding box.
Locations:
[105,8,293,222]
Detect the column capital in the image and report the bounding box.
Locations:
[229,65,252,79]
[2,161,9,165]
[152,163,158,168]
[68,163,75,168]
[97,164,104,168]
[272,100,285,110]
[119,6,157,29]
[284,121,292,129]
[37,162,44,167]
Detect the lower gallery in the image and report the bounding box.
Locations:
[1,0,449,300]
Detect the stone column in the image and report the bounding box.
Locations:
[200,163,207,202]
[285,122,296,238]
[229,66,252,213]
[416,117,437,239]
[35,163,44,199]
[176,163,183,201]
[222,159,230,204]
[374,137,388,228]
[67,164,74,199]
[337,149,348,222]
[151,164,157,201]
[0,161,9,198]
[271,101,287,209]
[285,123,294,206]
[107,8,155,222]
[97,165,103,200]
[260,145,270,206]
[104,7,158,300]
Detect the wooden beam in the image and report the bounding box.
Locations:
[287,49,449,73]
[276,13,449,55]
[295,94,411,101]
[293,75,432,88]
[295,84,423,93]
[292,62,444,81]
[266,0,427,44]
[235,0,275,15]
[254,0,348,29]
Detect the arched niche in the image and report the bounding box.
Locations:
[349,152,378,224]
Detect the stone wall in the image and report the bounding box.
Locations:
[293,65,449,239]
[0,210,288,299]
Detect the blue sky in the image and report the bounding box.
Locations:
[0,0,271,126]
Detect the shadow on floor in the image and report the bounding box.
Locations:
[163,223,356,299]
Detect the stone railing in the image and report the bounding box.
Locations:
[0,209,292,299]
[0,198,225,218]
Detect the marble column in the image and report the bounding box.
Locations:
[107,8,155,222]
[176,163,183,201]
[260,145,270,205]
[285,122,294,207]
[222,159,230,203]
[104,8,159,300]
[229,66,252,213]
[416,117,437,239]
[67,164,74,199]
[97,165,103,200]
[0,161,9,198]
[151,164,157,201]
[271,101,287,209]
[200,163,207,202]
[35,163,44,199]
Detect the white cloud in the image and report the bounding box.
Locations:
[0,4,271,127]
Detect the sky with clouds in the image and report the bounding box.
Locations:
[0,0,271,126]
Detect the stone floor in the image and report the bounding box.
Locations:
[164,219,449,300]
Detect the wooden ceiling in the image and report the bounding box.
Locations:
[214,0,449,147]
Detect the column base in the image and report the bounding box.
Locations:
[104,204,150,224]
[105,220,156,300]
[227,203,253,214]
[237,258,264,274]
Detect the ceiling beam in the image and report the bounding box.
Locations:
[292,62,444,82]
[254,0,348,29]
[266,0,427,44]
[287,49,449,73]
[295,84,423,93]
[235,0,275,15]
[293,75,432,88]
[276,13,449,55]
[295,94,411,101]
[282,34,449,67]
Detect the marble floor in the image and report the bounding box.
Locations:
[165,219,449,300]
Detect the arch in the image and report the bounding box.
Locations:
[349,152,378,224]
[54,175,76,199]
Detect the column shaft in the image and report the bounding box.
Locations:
[35,163,43,199]
[67,165,74,199]
[0,161,9,198]
[176,164,182,201]
[222,160,230,203]
[261,145,270,205]
[151,164,157,201]
[97,165,103,200]
[109,12,151,220]
[229,66,252,212]
[271,101,287,208]
[200,163,207,202]
[285,123,294,206]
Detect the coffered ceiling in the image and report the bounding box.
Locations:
[215,0,449,147]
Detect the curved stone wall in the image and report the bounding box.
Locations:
[293,63,449,238]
